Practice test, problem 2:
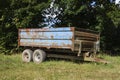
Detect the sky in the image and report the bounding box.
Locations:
[110,0,120,4]
[115,0,120,4]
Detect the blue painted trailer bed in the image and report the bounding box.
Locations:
[18,27,74,50]
[18,27,100,52]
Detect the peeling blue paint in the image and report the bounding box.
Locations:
[19,27,74,49]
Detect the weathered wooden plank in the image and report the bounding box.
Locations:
[20,31,73,39]
[75,31,99,38]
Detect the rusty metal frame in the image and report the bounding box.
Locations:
[18,29,20,47]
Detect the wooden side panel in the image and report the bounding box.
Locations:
[74,28,100,52]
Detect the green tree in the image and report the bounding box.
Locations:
[0,0,49,54]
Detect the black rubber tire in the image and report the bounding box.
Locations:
[33,49,46,64]
[22,49,33,62]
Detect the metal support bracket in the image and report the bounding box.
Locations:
[93,42,97,58]
[77,41,82,56]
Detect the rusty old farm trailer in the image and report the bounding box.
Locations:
[18,27,100,63]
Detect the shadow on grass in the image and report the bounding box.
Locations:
[45,57,97,64]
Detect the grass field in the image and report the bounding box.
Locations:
[0,54,120,80]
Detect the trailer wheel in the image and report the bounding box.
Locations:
[22,49,33,62]
[33,49,46,64]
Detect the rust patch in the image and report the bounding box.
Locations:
[51,35,54,39]
[70,27,75,31]
[26,29,30,35]
[71,27,75,51]
[18,29,20,46]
